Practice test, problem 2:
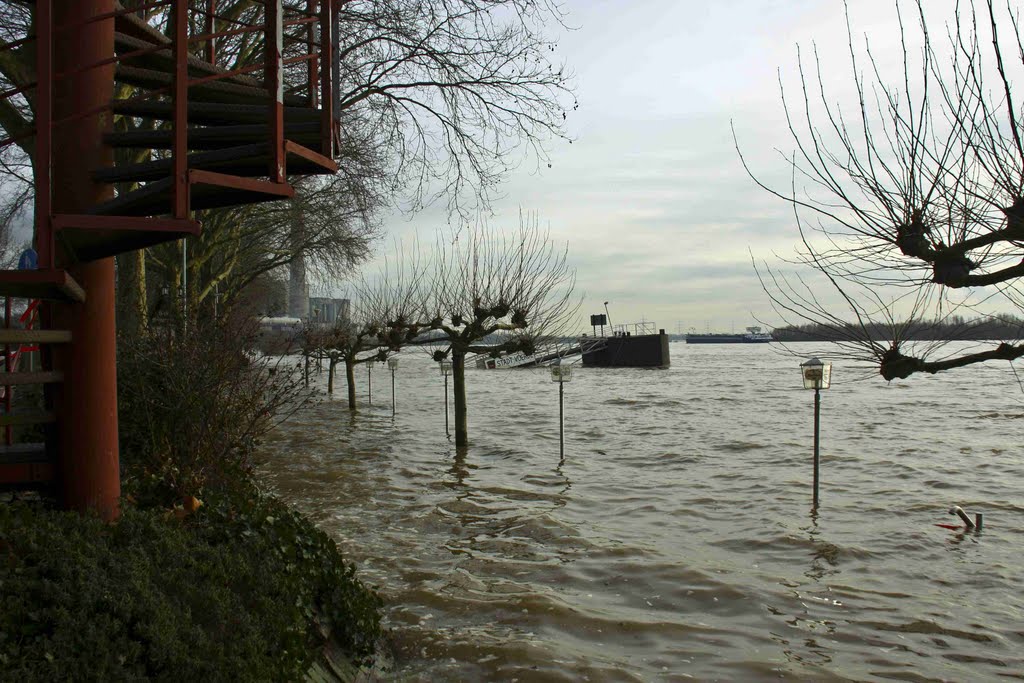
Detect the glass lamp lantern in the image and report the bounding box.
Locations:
[550,363,573,383]
[800,357,832,390]
[387,357,399,371]
[440,359,453,376]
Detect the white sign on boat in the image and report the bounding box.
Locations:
[491,352,534,368]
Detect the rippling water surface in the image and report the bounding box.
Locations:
[258,342,1024,681]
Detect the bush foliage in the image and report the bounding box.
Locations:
[0,492,382,681]
[117,319,309,507]
[1,318,383,679]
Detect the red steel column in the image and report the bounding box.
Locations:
[267,0,285,182]
[204,0,216,65]
[172,0,188,218]
[319,0,334,158]
[307,0,319,108]
[51,0,120,519]
[34,0,52,267]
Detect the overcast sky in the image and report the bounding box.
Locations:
[369,0,937,334]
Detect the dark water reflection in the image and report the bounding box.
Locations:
[259,342,1024,681]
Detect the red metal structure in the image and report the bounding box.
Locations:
[0,0,338,518]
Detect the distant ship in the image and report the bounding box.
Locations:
[685,326,773,344]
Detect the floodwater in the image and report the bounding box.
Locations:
[258,342,1024,682]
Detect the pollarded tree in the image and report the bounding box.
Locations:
[314,247,430,409]
[424,217,576,447]
[741,0,1024,380]
[307,321,386,408]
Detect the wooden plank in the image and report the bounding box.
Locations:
[0,371,64,386]
[0,329,72,344]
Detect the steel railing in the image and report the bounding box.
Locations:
[0,0,337,262]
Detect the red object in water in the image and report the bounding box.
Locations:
[935,523,961,530]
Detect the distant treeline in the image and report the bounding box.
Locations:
[772,315,1024,342]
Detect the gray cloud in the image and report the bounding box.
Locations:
[360,0,924,333]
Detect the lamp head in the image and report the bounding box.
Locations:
[800,357,832,389]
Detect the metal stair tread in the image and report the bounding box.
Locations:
[104,121,321,150]
[113,30,265,91]
[0,270,86,303]
[115,65,308,107]
[92,143,266,183]
[89,174,294,217]
[111,98,320,126]
[1,371,64,386]
[52,214,201,263]
[0,411,57,427]
[93,142,335,184]
[0,442,50,464]
[0,329,72,344]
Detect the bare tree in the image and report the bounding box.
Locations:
[145,174,383,326]
[740,0,1024,381]
[0,1,577,321]
[424,216,576,446]
[312,244,429,408]
[333,0,575,216]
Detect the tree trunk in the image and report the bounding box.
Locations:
[288,207,308,319]
[345,358,357,411]
[328,357,336,394]
[453,348,468,447]
[116,250,148,337]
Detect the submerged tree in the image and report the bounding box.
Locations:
[741,0,1024,380]
[424,217,576,447]
[312,247,429,409]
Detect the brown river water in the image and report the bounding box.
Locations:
[258,342,1024,682]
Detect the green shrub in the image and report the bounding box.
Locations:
[0,504,290,681]
[0,317,382,679]
[0,492,382,681]
[117,318,311,508]
[192,485,384,664]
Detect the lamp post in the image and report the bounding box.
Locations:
[367,360,372,405]
[388,356,399,415]
[550,361,573,458]
[440,358,453,436]
[800,357,832,509]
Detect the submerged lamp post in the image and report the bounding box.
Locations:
[388,356,399,415]
[440,359,453,436]
[550,361,573,458]
[800,357,832,508]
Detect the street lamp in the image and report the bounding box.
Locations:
[550,361,573,458]
[388,356,399,415]
[440,359,453,436]
[800,357,832,509]
[366,360,372,404]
